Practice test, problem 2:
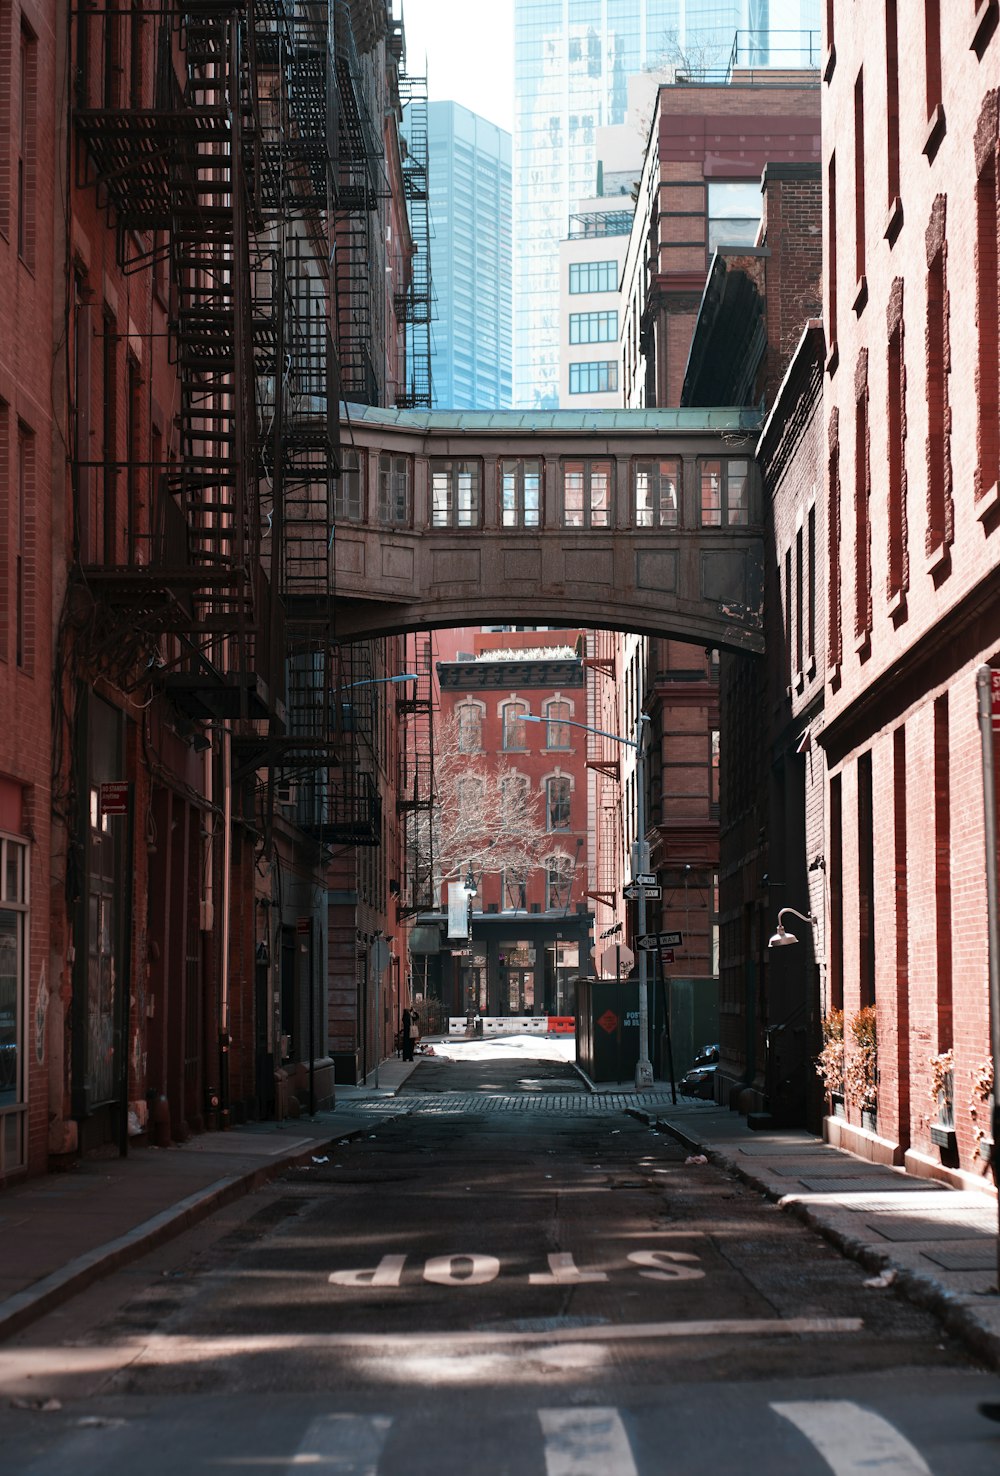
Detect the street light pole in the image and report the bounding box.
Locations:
[634,713,654,1088]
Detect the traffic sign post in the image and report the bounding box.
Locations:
[635,931,683,951]
[624,883,662,902]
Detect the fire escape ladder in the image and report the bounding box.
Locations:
[333,0,386,405]
[396,635,436,916]
[396,70,432,410]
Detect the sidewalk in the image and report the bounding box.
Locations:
[632,1096,1000,1371]
[0,1056,420,1342]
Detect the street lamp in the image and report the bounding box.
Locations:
[523,709,655,1088]
[340,672,419,690]
[768,907,817,949]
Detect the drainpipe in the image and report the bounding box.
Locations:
[219,724,232,1127]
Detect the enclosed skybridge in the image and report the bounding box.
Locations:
[325,406,765,652]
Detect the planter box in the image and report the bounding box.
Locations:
[930,1122,957,1151]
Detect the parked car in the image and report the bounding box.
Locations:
[679,1043,719,1099]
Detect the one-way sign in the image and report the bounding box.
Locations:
[623,883,662,902]
[634,872,657,887]
[635,930,684,950]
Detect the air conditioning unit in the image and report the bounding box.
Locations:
[275,779,298,810]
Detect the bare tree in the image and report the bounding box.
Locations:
[409,714,550,905]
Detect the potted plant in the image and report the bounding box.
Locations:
[929,1048,955,1151]
[845,1005,877,1130]
[970,1055,995,1166]
[816,1008,845,1116]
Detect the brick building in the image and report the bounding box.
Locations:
[818,1,1000,1181]
[433,632,594,1021]
[0,0,421,1178]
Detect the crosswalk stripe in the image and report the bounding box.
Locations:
[771,1401,934,1475]
[539,1408,638,1476]
[286,1413,392,1474]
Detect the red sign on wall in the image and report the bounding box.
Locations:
[99,782,129,816]
[992,669,1000,728]
[597,1009,619,1035]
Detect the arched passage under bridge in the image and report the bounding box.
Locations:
[306,406,765,654]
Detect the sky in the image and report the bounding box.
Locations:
[402,0,516,135]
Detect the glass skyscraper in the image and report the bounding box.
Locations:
[425,102,513,410]
[513,0,820,409]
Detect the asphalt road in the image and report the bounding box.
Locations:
[2,1045,999,1474]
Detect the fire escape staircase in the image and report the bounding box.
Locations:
[396,636,436,915]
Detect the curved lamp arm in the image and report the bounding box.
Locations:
[768,906,817,949]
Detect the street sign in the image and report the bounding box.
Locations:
[659,948,675,965]
[634,872,657,887]
[992,669,1000,729]
[99,781,129,816]
[623,883,662,902]
[636,930,683,950]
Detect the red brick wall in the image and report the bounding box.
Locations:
[821,6,1000,1176]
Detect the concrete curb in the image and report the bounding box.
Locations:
[0,1123,369,1344]
[631,1107,1000,1373]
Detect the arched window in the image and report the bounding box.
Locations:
[457,775,484,815]
[546,775,571,831]
[545,698,571,748]
[500,772,529,820]
[456,702,483,753]
[501,699,529,751]
[545,852,575,910]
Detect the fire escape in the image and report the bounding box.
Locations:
[72,2,268,722]
[71,0,381,845]
[396,69,432,410]
[333,0,386,405]
[396,635,436,916]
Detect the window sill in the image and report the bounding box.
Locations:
[923,104,946,163]
[925,539,951,577]
[825,340,839,377]
[972,0,998,57]
[806,656,817,680]
[883,196,903,245]
[794,670,804,694]
[853,628,871,659]
[887,587,907,622]
[823,43,836,83]
[977,480,1000,523]
[827,660,842,686]
[852,275,868,316]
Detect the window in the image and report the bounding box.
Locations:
[545,852,574,910]
[431,460,480,527]
[634,459,679,526]
[457,775,484,815]
[568,360,618,395]
[378,453,410,524]
[885,0,900,213]
[569,310,618,344]
[15,423,32,672]
[0,833,28,1107]
[827,153,838,352]
[707,180,761,254]
[500,772,528,819]
[924,0,942,132]
[854,351,872,642]
[569,260,617,294]
[545,699,571,749]
[853,69,866,289]
[17,23,36,267]
[807,504,816,668]
[828,409,843,670]
[976,139,998,503]
[795,524,804,676]
[0,0,10,237]
[456,702,483,753]
[886,280,908,603]
[502,699,528,751]
[126,354,141,562]
[501,459,541,527]
[101,308,118,564]
[925,198,953,555]
[699,460,749,526]
[546,776,571,831]
[335,448,363,522]
[562,459,611,528]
